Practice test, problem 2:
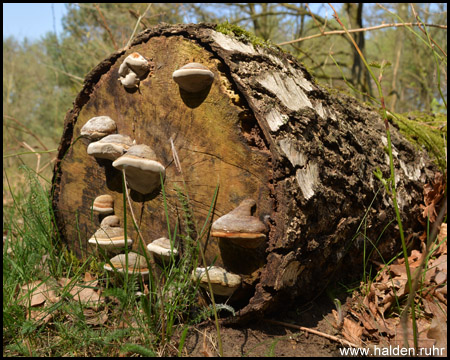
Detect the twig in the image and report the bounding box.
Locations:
[94,3,118,51]
[21,142,41,174]
[305,3,326,35]
[3,115,50,151]
[264,319,361,348]
[410,4,447,57]
[128,9,149,29]
[278,22,447,46]
[126,4,152,49]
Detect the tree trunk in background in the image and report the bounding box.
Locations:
[51,23,437,323]
[346,3,372,99]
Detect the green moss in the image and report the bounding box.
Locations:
[388,111,447,170]
[215,21,278,50]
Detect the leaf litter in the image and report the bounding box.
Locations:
[333,172,447,353]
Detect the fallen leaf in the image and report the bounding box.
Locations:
[342,317,363,345]
[20,281,59,307]
[389,318,434,349]
[83,308,108,326]
[427,310,447,356]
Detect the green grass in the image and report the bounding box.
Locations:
[2,165,224,357]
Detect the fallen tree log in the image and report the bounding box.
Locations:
[51,23,437,323]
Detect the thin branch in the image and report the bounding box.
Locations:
[3,115,50,151]
[126,4,152,49]
[278,22,447,46]
[20,142,41,174]
[94,3,118,51]
[305,3,326,35]
[264,319,361,349]
[410,4,447,57]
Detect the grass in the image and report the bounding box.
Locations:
[2,164,226,357]
[330,5,447,350]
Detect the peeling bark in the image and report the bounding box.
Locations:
[51,23,436,323]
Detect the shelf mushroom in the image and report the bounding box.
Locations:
[88,216,132,254]
[112,144,165,195]
[104,252,149,281]
[211,199,267,248]
[172,63,215,93]
[192,266,241,296]
[87,134,133,161]
[147,237,178,263]
[118,52,150,89]
[91,194,114,215]
[80,116,117,141]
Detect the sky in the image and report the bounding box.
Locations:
[3,3,338,42]
[3,3,68,41]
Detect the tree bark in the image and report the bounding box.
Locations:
[51,23,437,323]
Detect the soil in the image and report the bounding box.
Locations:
[174,293,344,357]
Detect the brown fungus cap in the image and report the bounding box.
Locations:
[211,199,267,248]
[112,144,165,195]
[172,63,215,93]
[91,195,114,214]
[87,134,133,161]
[80,116,117,141]
[191,266,241,297]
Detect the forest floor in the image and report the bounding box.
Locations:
[176,293,343,357]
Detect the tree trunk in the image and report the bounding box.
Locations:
[51,23,436,323]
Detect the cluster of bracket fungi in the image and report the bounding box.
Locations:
[81,52,268,301]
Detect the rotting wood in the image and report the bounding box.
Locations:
[51,23,437,323]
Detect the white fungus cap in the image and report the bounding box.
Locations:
[87,134,133,161]
[103,252,149,279]
[88,226,132,253]
[118,52,149,88]
[80,116,117,141]
[172,63,215,93]
[112,144,165,194]
[147,237,178,262]
[192,266,241,296]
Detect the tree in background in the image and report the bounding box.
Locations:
[3,3,447,190]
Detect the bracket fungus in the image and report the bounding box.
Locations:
[87,134,133,161]
[146,237,178,262]
[192,266,242,297]
[104,252,149,280]
[99,215,120,228]
[80,116,117,141]
[118,52,150,89]
[211,199,267,248]
[112,144,165,195]
[88,226,132,254]
[91,195,114,215]
[172,62,215,93]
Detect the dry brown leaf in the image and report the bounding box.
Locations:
[427,310,447,356]
[83,308,109,326]
[27,308,54,324]
[359,310,377,332]
[342,317,363,345]
[389,318,434,349]
[20,281,59,307]
[419,172,446,224]
[201,330,215,357]
[70,285,103,309]
[84,272,98,287]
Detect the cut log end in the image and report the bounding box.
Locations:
[51,23,437,323]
